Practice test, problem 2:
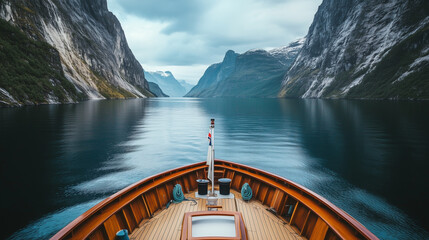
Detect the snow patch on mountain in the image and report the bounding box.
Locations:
[187,39,304,97]
[145,70,187,97]
[269,38,305,56]
[281,0,429,99]
[158,71,172,77]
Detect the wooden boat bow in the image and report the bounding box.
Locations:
[51,159,378,240]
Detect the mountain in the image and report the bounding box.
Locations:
[185,39,303,97]
[0,18,81,106]
[144,71,187,97]
[148,82,168,97]
[185,50,238,97]
[178,80,194,94]
[280,0,429,99]
[0,0,153,106]
[269,39,305,65]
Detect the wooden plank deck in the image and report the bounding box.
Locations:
[129,190,303,240]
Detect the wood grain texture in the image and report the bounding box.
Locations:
[51,160,377,240]
[130,190,302,240]
[218,160,377,240]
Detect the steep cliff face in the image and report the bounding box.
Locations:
[144,71,186,97]
[0,0,152,106]
[280,0,429,99]
[186,39,303,97]
[185,50,238,97]
[0,18,82,106]
[148,82,168,97]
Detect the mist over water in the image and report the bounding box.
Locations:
[1,98,428,239]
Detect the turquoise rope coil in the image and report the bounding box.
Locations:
[115,229,129,240]
[241,183,252,201]
[172,184,185,202]
[166,184,196,208]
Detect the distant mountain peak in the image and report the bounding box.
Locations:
[225,49,236,56]
[244,49,269,55]
[269,38,305,55]
[178,80,195,93]
[186,39,304,97]
[268,38,305,66]
[223,50,238,64]
[144,70,187,97]
[151,70,173,78]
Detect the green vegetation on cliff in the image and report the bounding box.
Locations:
[347,23,429,99]
[0,19,83,106]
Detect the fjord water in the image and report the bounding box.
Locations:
[1,98,428,239]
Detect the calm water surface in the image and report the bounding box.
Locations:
[1,98,428,239]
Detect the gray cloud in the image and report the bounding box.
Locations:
[113,0,206,33]
[107,0,322,83]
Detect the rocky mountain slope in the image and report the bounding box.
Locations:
[280,0,429,99]
[186,39,303,97]
[179,80,194,94]
[148,82,168,97]
[144,70,187,97]
[0,18,82,106]
[0,0,153,106]
[185,50,238,97]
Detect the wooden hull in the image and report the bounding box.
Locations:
[51,160,378,240]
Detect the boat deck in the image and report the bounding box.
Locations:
[130,190,303,240]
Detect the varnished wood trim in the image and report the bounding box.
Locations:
[141,195,151,217]
[290,201,299,225]
[51,164,206,240]
[300,209,312,235]
[206,205,223,208]
[52,160,377,240]
[279,194,289,216]
[215,159,378,240]
[181,211,246,240]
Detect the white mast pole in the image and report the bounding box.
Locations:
[211,119,215,196]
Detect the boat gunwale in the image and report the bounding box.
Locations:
[51,160,378,240]
[50,161,205,240]
[215,159,378,240]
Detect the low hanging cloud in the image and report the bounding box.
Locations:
[107,0,321,83]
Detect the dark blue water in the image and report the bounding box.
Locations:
[1,98,428,239]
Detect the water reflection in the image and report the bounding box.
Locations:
[1,98,428,239]
[290,100,429,233]
[197,98,429,238]
[1,99,148,239]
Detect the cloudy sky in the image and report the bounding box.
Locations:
[107,0,322,84]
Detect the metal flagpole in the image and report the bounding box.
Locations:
[211,119,215,196]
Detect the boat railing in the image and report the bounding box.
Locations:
[51,162,207,240]
[215,159,378,240]
[51,160,378,240]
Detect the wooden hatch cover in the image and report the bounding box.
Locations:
[180,211,248,240]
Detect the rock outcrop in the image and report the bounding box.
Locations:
[186,39,303,97]
[144,71,187,97]
[0,0,153,106]
[280,0,429,99]
[148,82,168,97]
